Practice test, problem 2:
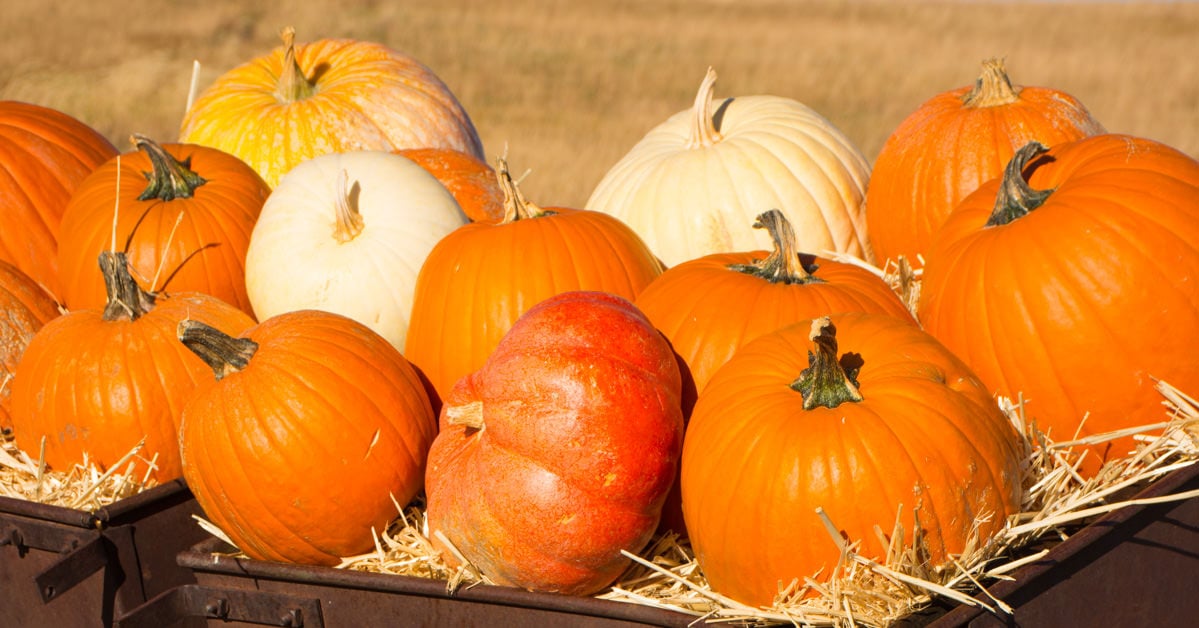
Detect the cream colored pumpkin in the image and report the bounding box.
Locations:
[586,68,873,267]
[244,151,467,351]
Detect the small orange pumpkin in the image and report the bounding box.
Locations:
[0,260,61,434]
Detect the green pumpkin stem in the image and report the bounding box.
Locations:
[178,319,258,381]
[727,209,823,284]
[687,67,723,149]
[132,134,207,202]
[791,317,863,410]
[496,156,554,222]
[275,27,317,103]
[100,251,156,322]
[333,170,365,243]
[986,141,1055,227]
[962,58,1021,108]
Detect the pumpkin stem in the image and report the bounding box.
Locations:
[727,209,824,284]
[962,58,1021,108]
[986,142,1055,227]
[100,251,157,322]
[496,157,554,222]
[332,170,366,243]
[275,26,317,103]
[178,319,258,381]
[445,400,485,430]
[132,134,207,202]
[791,317,863,410]
[687,67,724,149]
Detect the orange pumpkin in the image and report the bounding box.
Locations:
[865,59,1103,267]
[180,28,483,189]
[681,313,1022,607]
[0,101,118,296]
[178,309,437,565]
[9,252,255,481]
[426,291,683,595]
[57,135,268,315]
[396,147,505,224]
[0,260,61,433]
[919,137,1199,475]
[403,159,663,409]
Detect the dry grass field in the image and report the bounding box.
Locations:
[2,0,1197,207]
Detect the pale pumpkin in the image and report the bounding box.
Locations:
[586,68,873,267]
[244,151,467,352]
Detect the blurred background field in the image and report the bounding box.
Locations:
[2,0,1196,207]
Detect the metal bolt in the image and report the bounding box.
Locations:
[205,598,230,619]
[279,608,304,627]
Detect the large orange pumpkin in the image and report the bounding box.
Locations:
[9,252,255,482]
[0,260,61,434]
[681,313,1022,607]
[865,59,1104,267]
[180,28,483,189]
[178,309,437,566]
[919,136,1199,475]
[403,159,663,409]
[426,291,683,595]
[56,135,268,315]
[0,101,118,296]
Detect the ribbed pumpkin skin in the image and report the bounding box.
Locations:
[9,287,254,482]
[681,312,1022,607]
[586,69,872,267]
[0,260,61,433]
[0,101,118,296]
[180,310,437,566]
[180,35,483,189]
[865,60,1103,267]
[404,205,663,409]
[918,134,1199,474]
[396,147,505,224]
[57,141,268,315]
[426,291,683,595]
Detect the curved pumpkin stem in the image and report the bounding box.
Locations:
[687,67,723,149]
[178,319,258,381]
[986,142,1055,227]
[962,58,1021,108]
[496,157,554,223]
[791,317,863,410]
[275,26,317,103]
[727,209,824,284]
[100,251,157,322]
[332,170,366,243]
[132,134,207,202]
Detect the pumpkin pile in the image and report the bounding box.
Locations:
[2,28,1198,628]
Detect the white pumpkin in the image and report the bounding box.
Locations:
[586,68,873,267]
[245,151,467,351]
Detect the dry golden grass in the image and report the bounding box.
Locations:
[2,0,1197,207]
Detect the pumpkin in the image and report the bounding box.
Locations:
[178,309,437,565]
[0,260,61,434]
[244,150,467,353]
[425,291,683,595]
[634,209,916,535]
[180,27,484,189]
[56,135,268,315]
[396,147,505,224]
[585,67,872,267]
[403,159,664,409]
[9,251,255,482]
[865,58,1104,267]
[918,137,1199,475]
[0,101,118,296]
[681,313,1022,607]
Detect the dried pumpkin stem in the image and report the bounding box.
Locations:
[496,157,553,222]
[178,319,258,381]
[727,209,823,284]
[687,67,723,149]
[99,251,156,322]
[132,134,207,202]
[986,142,1055,227]
[445,400,484,430]
[333,170,365,242]
[962,58,1021,108]
[791,317,863,410]
[275,26,317,103]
